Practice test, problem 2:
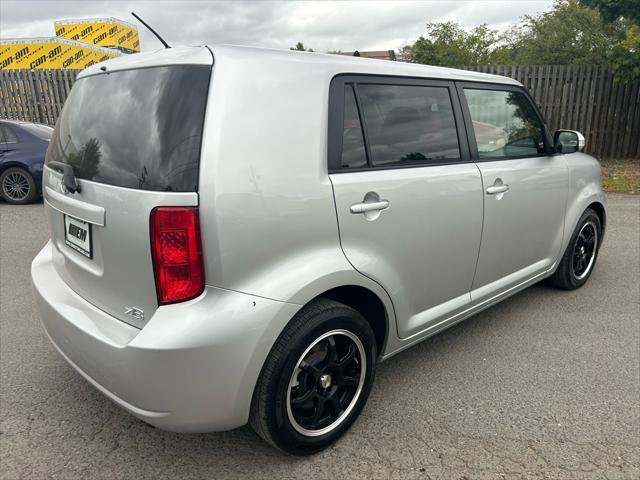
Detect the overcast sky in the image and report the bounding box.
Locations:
[1,1,554,53]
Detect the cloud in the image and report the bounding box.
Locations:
[0,0,554,52]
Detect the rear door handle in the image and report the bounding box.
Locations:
[350,200,390,214]
[486,184,510,195]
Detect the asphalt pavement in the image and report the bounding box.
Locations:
[1,195,638,479]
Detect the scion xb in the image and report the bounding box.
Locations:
[32,45,606,455]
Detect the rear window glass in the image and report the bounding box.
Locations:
[357,84,460,166]
[21,123,53,140]
[341,85,367,169]
[46,65,211,191]
[0,124,19,144]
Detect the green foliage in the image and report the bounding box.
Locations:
[402,0,639,81]
[580,0,640,23]
[507,0,614,64]
[578,1,640,82]
[609,25,640,82]
[404,22,509,66]
[290,42,313,52]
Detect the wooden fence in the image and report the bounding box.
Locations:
[1,65,639,158]
[0,69,79,127]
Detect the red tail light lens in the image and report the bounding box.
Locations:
[150,207,204,305]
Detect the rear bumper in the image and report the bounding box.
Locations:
[31,241,300,432]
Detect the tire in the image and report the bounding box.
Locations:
[0,167,38,204]
[249,298,377,455]
[546,208,601,290]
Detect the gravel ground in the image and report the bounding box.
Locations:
[1,194,638,479]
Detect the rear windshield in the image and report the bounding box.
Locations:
[46,65,211,191]
[21,123,53,140]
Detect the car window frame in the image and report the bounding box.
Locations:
[328,74,471,173]
[455,81,554,162]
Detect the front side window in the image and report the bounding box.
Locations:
[463,88,546,159]
[357,84,460,167]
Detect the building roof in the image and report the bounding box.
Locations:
[338,50,396,61]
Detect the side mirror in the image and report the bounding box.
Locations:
[554,130,585,154]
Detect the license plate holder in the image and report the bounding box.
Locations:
[64,215,92,258]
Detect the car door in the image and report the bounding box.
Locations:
[0,124,17,160]
[0,124,7,159]
[457,83,568,301]
[329,76,484,339]
[0,124,20,158]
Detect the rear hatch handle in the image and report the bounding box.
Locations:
[47,161,82,194]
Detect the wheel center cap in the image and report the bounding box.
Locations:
[319,373,332,389]
[580,246,585,255]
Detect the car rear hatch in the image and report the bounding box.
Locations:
[43,48,212,328]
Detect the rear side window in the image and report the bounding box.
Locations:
[0,125,19,144]
[463,88,546,159]
[46,65,211,191]
[357,84,460,167]
[21,123,53,141]
[341,85,367,169]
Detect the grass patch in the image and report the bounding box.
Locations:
[601,159,640,194]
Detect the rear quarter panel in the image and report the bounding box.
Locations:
[197,49,395,305]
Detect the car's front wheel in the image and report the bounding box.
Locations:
[250,298,376,455]
[0,167,38,204]
[546,208,602,290]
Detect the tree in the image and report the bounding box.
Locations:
[580,0,640,23]
[579,0,640,81]
[401,0,637,81]
[403,22,508,66]
[506,0,614,65]
[290,42,313,52]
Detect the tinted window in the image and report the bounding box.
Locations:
[21,123,53,141]
[341,85,367,169]
[46,66,211,191]
[463,88,546,159]
[357,84,460,166]
[0,125,19,144]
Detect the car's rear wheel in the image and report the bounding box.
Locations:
[0,167,38,204]
[546,208,601,290]
[250,298,376,455]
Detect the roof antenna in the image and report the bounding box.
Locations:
[131,12,170,48]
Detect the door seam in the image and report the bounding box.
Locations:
[469,162,485,292]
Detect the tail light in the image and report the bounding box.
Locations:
[150,207,204,305]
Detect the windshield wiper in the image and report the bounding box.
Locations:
[47,161,82,194]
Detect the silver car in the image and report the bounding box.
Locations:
[32,45,606,455]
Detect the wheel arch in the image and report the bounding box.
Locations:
[315,285,389,357]
[0,160,32,174]
[587,201,606,244]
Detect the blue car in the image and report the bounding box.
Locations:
[0,119,53,204]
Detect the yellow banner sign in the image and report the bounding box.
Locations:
[55,19,140,52]
[0,39,121,70]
